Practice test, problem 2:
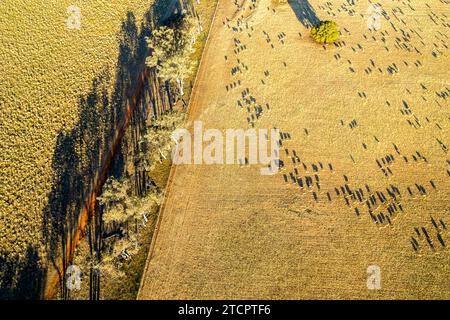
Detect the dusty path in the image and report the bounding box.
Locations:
[139,0,449,299]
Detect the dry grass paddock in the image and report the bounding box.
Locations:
[139,0,449,299]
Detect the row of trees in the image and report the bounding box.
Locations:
[92,109,185,289]
[67,3,200,300]
[136,111,185,172]
[146,11,199,96]
[87,12,198,286]
[311,20,339,44]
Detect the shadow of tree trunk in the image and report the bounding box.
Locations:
[288,0,320,28]
[0,246,45,299]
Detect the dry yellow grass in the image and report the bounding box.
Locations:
[139,0,449,299]
[0,0,154,262]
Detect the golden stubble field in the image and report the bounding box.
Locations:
[0,1,155,267]
[139,0,449,299]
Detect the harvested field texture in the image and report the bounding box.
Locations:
[0,0,156,296]
[139,0,449,299]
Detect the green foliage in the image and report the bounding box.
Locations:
[136,110,185,172]
[97,178,131,225]
[146,12,198,95]
[98,177,161,225]
[311,20,340,44]
[145,27,176,68]
[94,109,184,294]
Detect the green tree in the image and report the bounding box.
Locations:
[272,0,288,4]
[311,21,339,44]
[146,12,198,96]
[98,177,162,226]
[146,26,176,68]
[97,178,131,225]
[158,53,193,96]
[137,111,185,172]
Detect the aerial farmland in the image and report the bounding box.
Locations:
[139,0,449,299]
[0,0,448,301]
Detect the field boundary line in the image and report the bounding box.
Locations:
[186,1,221,114]
[137,0,221,299]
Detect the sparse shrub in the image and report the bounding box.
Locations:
[311,20,339,44]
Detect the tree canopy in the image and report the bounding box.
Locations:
[146,12,198,96]
[136,110,185,172]
[311,20,340,44]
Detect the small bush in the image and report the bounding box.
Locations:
[311,21,339,44]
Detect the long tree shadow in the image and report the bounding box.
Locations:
[41,9,154,299]
[0,246,45,299]
[39,0,192,299]
[0,0,193,300]
[288,0,320,28]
